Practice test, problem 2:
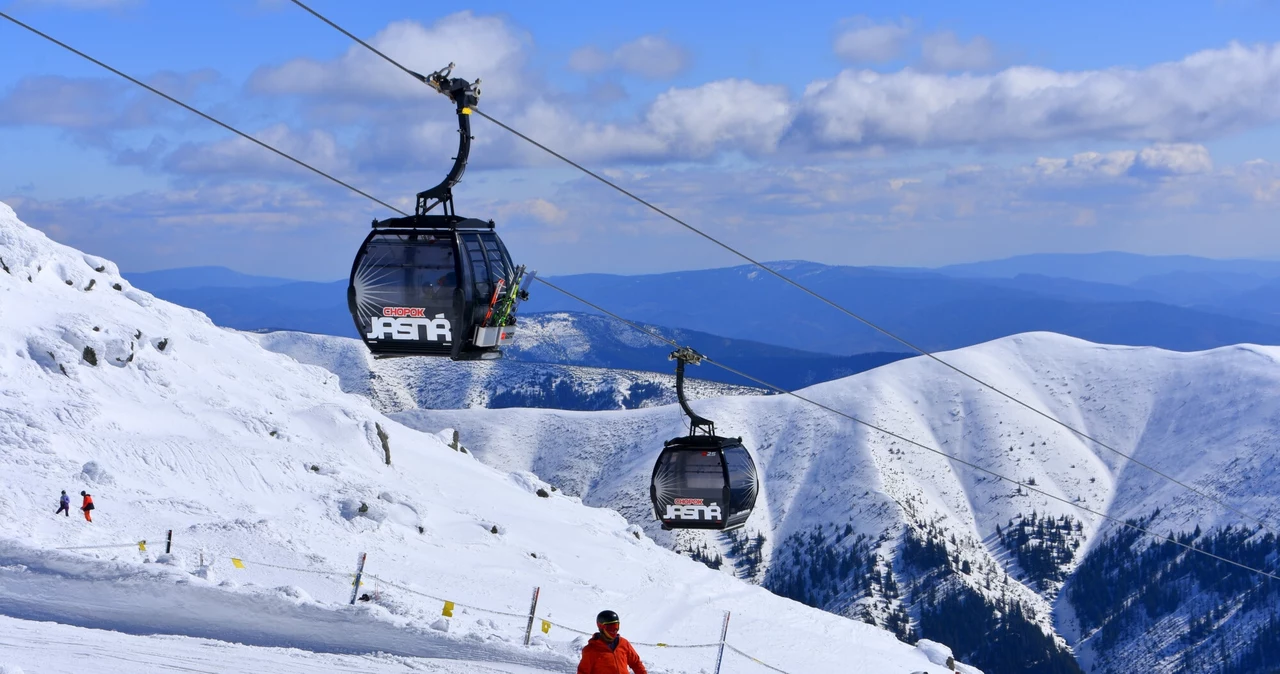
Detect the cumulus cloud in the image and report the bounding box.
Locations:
[645,79,794,155]
[1135,143,1214,175]
[834,17,914,63]
[568,35,691,79]
[1029,144,1214,180]
[249,12,531,102]
[163,124,349,178]
[802,41,1280,148]
[919,31,997,71]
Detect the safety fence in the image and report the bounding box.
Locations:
[57,532,792,674]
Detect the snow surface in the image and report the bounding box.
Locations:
[0,614,548,674]
[0,200,967,672]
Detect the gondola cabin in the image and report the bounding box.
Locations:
[349,218,517,359]
[649,347,760,531]
[651,434,758,531]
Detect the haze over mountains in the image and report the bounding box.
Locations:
[125,252,1280,388]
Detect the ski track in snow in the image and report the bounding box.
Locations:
[0,614,551,673]
[0,200,964,672]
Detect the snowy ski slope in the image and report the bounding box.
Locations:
[0,201,971,672]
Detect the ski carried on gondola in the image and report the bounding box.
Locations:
[480,278,507,327]
[492,265,535,328]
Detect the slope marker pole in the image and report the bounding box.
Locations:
[713,610,731,674]
[523,586,541,645]
[349,552,368,605]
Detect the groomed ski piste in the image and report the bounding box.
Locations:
[0,201,975,672]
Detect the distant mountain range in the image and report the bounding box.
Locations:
[123,251,1280,381]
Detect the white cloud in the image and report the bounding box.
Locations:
[163,124,348,178]
[1135,143,1214,175]
[646,79,794,155]
[249,12,531,102]
[802,41,1280,148]
[568,35,691,79]
[919,31,997,71]
[833,17,914,63]
[1029,144,1214,180]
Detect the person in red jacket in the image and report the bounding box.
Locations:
[80,491,94,522]
[577,610,647,674]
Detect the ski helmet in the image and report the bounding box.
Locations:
[80,491,86,496]
[596,610,619,625]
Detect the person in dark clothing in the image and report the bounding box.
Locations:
[55,490,70,517]
[577,610,647,674]
[80,491,94,522]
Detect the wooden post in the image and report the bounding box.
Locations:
[523,586,541,645]
[349,552,367,605]
[713,611,731,674]
[165,529,173,554]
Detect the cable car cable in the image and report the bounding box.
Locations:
[283,0,1279,537]
[4,10,1273,583]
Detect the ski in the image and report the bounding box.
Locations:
[480,278,506,327]
[492,266,534,328]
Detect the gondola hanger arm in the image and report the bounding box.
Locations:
[670,347,715,436]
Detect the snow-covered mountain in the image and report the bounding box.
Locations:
[252,329,763,412]
[0,201,973,672]
[388,331,1280,674]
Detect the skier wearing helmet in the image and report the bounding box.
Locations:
[577,609,647,674]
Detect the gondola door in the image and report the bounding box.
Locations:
[350,231,464,357]
[652,441,732,530]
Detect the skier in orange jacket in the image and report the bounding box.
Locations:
[577,610,647,674]
[80,491,94,522]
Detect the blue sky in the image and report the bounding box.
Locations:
[2,0,1280,279]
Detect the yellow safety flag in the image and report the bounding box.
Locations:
[442,601,455,617]
[351,576,363,587]
[541,620,551,634]
[137,540,146,551]
[231,558,246,569]
[656,643,669,648]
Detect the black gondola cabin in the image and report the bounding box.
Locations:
[649,348,760,531]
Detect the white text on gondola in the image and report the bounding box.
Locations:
[665,503,723,521]
[366,313,452,342]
